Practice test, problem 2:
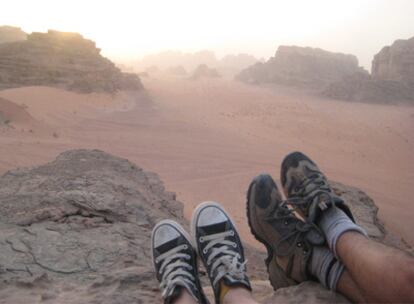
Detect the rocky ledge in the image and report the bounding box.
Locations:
[0,150,410,303]
[0,30,142,93]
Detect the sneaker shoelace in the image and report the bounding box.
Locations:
[156,244,197,299]
[200,230,247,287]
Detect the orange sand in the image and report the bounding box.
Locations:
[0,79,413,248]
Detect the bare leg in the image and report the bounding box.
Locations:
[337,232,414,303]
[223,287,259,304]
[174,289,198,304]
[336,269,367,303]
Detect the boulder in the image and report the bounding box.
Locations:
[236,46,366,88]
[0,149,410,303]
[0,30,143,93]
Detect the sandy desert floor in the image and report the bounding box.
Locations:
[0,78,413,247]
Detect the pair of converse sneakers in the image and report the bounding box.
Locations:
[151,202,251,304]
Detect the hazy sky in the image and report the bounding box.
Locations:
[1,0,414,69]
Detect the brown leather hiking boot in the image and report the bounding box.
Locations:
[246,174,324,290]
[280,152,354,223]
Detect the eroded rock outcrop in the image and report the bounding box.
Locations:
[0,26,27,44]
[0,30,142,93]
[324,37,414,104]
[0,150,410,303]
[236,46,366,88]
[0,150,182,303]
[372,37,414,84]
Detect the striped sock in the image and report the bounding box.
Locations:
[309,246,345,291]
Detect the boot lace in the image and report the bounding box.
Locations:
[265,200,321,256]
[289,170,335,213]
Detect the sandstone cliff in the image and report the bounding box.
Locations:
[372,37,414,84]
[324,37,414,104]
[0,26,27,44]
[236,46,366,88]
[0,30,142,93]
[0,150,410,303]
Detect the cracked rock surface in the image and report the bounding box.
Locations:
[0,149,410,303]
[0,149,184,303]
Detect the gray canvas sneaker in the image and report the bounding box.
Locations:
[152,220,209,304]
[247,174,324,290]
[191,202,251,304]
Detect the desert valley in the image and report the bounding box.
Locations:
[1,28,413,246]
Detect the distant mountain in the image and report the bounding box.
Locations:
[236,46,367,88]
[133,50,258,76]
[219,53,258,70]
[190,64,220,80]
[166,65,187,76]
[0,30,142,93]
[0,26,27,44]
[137,50,218,72]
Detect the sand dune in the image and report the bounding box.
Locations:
[0,97,35,124]
[0,79,413,247]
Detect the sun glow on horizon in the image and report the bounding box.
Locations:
[1,0,414,68]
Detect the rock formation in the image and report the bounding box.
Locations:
[0,30,143,93]
[324,37,414,104]
[0,26,27,44]
[191,64,221,80]
[236,46,366,88]
[372,37,414,84]
[0,150,182,303]
[0,149,410,303]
